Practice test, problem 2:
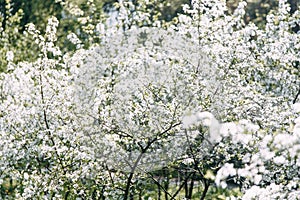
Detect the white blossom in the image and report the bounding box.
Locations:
[6,51,14,62]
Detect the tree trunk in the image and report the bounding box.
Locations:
[157,178,161,200]
[164,170,169,200]
[200,179,210,200]
[184,171,188,198]
[188,175,195,199]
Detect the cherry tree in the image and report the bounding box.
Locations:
[0,0,299,199]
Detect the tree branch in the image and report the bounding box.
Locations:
[293,86,300,104]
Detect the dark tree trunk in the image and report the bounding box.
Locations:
[184,171,188,198]
[157,178,161,200]
[188,175,195,199]
[164,170,169,200]
[200,179,210,200]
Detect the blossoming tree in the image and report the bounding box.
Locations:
[0,0,299,199]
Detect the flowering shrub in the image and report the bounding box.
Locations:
[0,0,299,199]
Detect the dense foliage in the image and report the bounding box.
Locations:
[0,0,300,199]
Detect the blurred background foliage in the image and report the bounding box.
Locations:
[0,0,299,72]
